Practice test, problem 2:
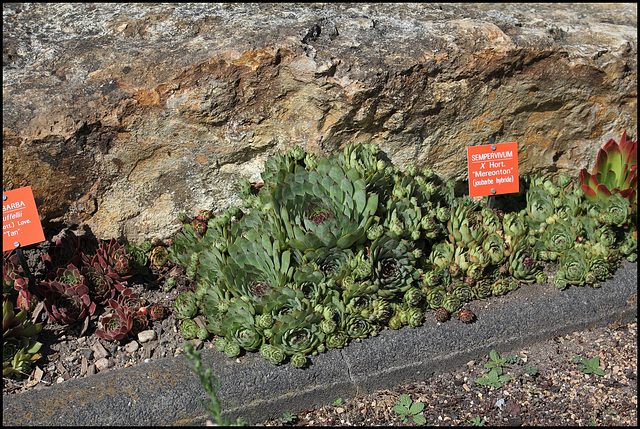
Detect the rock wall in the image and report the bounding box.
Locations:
[3,3,637,243]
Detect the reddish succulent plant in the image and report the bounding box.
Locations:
[96,238,133,278]
[457,308,475,324]
[37,281,96,325]
[95,299,134,341]
[81,254,127,305]
[148,303,165,321]
[579,131,637,206]
[435,307,450,323]
[190,219,208,235]
[116,288,145,314]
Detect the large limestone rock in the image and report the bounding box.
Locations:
[3,3,637,243]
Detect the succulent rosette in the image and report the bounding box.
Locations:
[95,299,134,341]
[425,286,447,310]
[3,336,42,377]
[441,293,462,314]
[587,193,632,227]
[502,211,528,238]
[172,290,199,320]
[2,300,42,376]
[588,255,612,282]
[345,314,375,339]
[81,255,126,305]
[579,130,637,207]
[524,184,555,227]
[259,343,286,365]
[452,281,475,303]
[96,238,133,278]
[38,281,96,325]
[447,201,486,249]
[421,266,450,289]
[219,229,294,305]
[270,156,379,252]
[367,298,394,324]
[117,288,145,314]
[326,330,349,348]
[403,287,426,308]
[222,299,264,352]
[370,235,417,300]
[343,280,378,315]
[429,241,455,270]
[558,247,590,286]
[270,308,323,357]
[473,278,493,300]
[306,247,354,281]
[508,237,541,283]
[541,220,577,256]
[43,229,98,272]
[491,278,515,296]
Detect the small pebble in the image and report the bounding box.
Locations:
[56,377,65,384]
[95,358,111,371]
[124,341,140,353]
[83,349,94,360]
[138,330,157,343]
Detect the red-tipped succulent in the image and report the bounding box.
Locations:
[95,299,134,341]
[579,131,637,206]
[81,251,128,304]
[37,280,96,325]
[96,238,133,278]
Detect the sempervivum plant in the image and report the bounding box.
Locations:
[370,235,417,300]
[96,238,134,279]
[579,131,637,207]
[556,246,590,287]
[270,155,379,252]
[508,237,541,283]
[457,308,475,324]
[37,279,96,325]
[81,254,127,305]
[269,307,324,359]
[95,299,134,341]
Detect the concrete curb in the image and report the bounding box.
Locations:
[3,261,637,426]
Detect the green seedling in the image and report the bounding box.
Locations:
[471,415,487,426]
[484,349,507,369]
[182,342,248,426]
[525,364,539,377]
[333,398,343,406]
[392,394,427,424]
[279,412,296,424]
[505,354,523,365]
[475,366,512,388]
[573,356,606,376]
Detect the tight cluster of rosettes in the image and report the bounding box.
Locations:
[167,136,637,368]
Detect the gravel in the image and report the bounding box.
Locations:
[261,320,637,426]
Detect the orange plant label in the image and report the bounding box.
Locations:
[467,142,519,198]
[3,186,46,251]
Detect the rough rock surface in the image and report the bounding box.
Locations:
[3,3,637,243]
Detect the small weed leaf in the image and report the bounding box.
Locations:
[525,364,539,376]
[475,367,512,388]
[471,415,486,426]
[399,393,412,407]
[506,354,523,364]
[577,356,606,376]
[485,349,507,369]
[393,394,426,424]
[332,398,343,406]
